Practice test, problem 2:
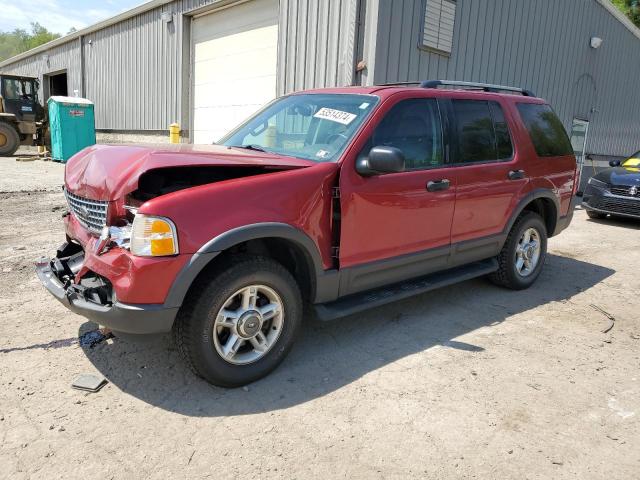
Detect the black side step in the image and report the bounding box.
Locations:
[313,258,498,321]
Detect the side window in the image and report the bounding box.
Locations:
[452,99,497,163]
[489,101,513,159]
[367,98,444,170]
[516,103,573,157]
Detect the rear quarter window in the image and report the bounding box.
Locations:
[516,103,573,157]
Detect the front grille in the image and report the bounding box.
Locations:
[588,196,640,218]
[64,189,109,234]
[610,185,640,197]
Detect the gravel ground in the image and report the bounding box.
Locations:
[0,153,639,479]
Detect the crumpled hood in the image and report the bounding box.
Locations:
[64,143,315,201]
[593,167,640,187]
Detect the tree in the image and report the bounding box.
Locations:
[0,23,60,62]
[611,0,640,27]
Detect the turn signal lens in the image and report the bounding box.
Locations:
[130,215,179,256]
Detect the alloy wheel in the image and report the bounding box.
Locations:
[514,227,541,277]
[212,284,284,365]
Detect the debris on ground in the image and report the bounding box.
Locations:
[71,374,108,393]
[78,329,114,348]
[590,304,616,333]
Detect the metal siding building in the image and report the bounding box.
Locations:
[0,0,638,159]
[370,0,640,159]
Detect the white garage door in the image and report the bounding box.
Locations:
[192,0,279,144]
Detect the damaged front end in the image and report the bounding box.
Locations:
[36,143,318,333]
[35,240,179,335]
[37,242,113,305]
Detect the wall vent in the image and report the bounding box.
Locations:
[422,0,456,55]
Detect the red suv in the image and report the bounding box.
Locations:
[37,80,578,386]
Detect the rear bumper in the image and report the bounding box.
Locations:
[36,256,178,335]
[553,195,579,236]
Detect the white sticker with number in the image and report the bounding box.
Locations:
[313,107,357,125]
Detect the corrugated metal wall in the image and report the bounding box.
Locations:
[0,40,82,98]
[371,0,640,157]
[2,0,638,156]
[0,0,221,131]
[277,0,360,94]
[0,0,359,133]
[77,0,230,130]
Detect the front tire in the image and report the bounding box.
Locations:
[0,123,20,156]
[173,255,302,387]
[489,212,547,290]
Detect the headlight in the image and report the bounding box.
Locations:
[588,177,607,189]
[130,215,179,256]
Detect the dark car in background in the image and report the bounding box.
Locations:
[582,152,640,220]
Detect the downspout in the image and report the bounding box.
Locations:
[357,0,380,86]
[79,35,86,97]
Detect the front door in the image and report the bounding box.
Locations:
[338,96,456,295]
[448,98,527,250]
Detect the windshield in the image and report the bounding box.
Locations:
[220,94,378,162]
[2,78,38,102]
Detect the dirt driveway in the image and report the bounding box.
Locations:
[1,154,639,479]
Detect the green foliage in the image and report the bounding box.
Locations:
[0,23,61,62]
[611,0,640,27]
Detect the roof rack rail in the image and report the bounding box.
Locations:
[376,81,423,87]
[420,80,536,97]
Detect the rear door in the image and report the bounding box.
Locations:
[446,97,528,248]
[515,103,577,214]
[338,94,456,295]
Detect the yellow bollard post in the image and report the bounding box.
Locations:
[169,123,180,144]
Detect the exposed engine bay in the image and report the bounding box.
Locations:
[128,165,296,203]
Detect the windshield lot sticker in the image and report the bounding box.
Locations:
[314,108,357,125]
[316,149,330,159]
[359,102,370,110]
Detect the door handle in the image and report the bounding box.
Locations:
[426,179,450,192]
[508,170,526,180]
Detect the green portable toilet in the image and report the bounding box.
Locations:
[47,96,96,162]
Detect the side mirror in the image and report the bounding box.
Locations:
[609,160,621,167]
[356,146,406,177]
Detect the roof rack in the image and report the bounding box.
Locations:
[375,81,423,87]
[420,80,536,97]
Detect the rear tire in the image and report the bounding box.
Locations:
[0,123,20,156]
[586,209,606,220]
[489,212,547,290]
[173,255,302,387]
